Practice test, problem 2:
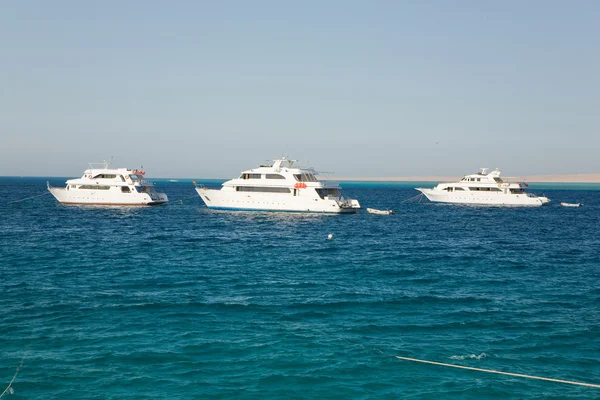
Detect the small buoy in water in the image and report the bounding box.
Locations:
[327,234,333,240]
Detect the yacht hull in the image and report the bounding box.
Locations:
[196,188,359,213]
[416,188,550,206]
[49,188,168,206]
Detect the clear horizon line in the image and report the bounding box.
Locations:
[3,172,600,183]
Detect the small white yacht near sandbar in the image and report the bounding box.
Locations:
[194,157,360,213]
[416,168,550,206]
[48,161,168,206]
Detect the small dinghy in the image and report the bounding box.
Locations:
[561,202,581,207]
[366,208,393,215]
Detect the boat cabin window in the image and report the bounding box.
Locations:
[95,174,117,179]
[493,177,503,183]
[121,186,131,193]
[241,173,261,180]
[468,187,501,192]
[266,174,285,180]
[235,186,290,193]
[120,175,126,182]
[79,185,110,190]
[455,187,465,191]
[315,188,340,199]
[294,173,318,182]
[510,188,525,194]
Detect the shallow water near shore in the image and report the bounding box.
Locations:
[1,177,599,399]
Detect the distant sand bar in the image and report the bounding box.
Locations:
[324,173,600,183]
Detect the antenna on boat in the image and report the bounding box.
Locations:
[102,157,113,169]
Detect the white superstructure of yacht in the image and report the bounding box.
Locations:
[416,168,550,206]
[194,157,360,213]
[48,161,168,206]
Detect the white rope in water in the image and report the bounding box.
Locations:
[401,193,424,204]
[7,192,50,204]
[0,361,23,399]
[395,356,600,389]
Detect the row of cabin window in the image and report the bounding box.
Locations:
[86,174,120,180]
[239,173,317,182]
[234,187,341,198]
[444,187,501,192]
[444,187,525,193]
[240,173,285,180]
[76,185,111,190]
[71,185,154,193]
[236,186,290,193]
[87,174,140,182]
[460,177,503,183]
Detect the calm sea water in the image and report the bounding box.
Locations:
[1,177,599,399]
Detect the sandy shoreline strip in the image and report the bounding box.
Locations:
[323,173,600,183]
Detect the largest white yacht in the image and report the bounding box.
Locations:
[48,161,168,206]
[416,168,550,206]
[194,157,360,213]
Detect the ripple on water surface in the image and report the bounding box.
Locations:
[1,179,599,399]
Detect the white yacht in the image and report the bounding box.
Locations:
[194,157,360,213]
[416,168,550,206]
[48,161,168,206]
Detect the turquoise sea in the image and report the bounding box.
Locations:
[1,177,599,399]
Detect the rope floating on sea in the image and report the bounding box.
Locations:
[400,193,424,203]
[170,194,201,204]
[0,360,23,399]
[395,355,600,389]
[7,192,50,204]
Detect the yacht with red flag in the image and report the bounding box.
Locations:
[48,161,168,206]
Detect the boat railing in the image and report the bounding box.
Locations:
[192,181,205,189]
[321,180,340,186]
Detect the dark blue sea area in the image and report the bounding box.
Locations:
[1,177,599,399]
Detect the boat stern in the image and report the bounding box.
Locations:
[338,198,360,212]
[538,196,551,205]
[148,192,169,205]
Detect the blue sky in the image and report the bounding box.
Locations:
[1,1,598,178]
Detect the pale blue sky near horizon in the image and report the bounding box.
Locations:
[1,0,598,178]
